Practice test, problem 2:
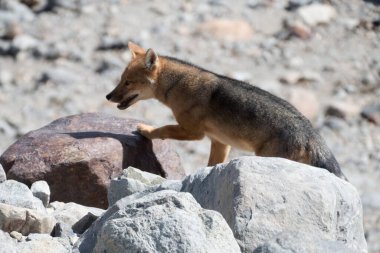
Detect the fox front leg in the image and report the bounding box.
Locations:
[137,124,204,140]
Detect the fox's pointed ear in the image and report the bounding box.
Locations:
[145,49,158,70]
[128,41,145,58]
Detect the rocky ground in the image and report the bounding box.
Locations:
[0,0,379,251]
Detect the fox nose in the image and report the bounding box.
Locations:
[106,93,112,100]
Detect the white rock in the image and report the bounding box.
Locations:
[0,180,45,211]
[31,181,50,207]
[0,230,17,253]
[51,202,104,233]
[75,190,241,253]
[0,164,6,183]
[255,232,356,253]
[107,166,166,206]
[181,157,367,253]
[298,4,337,26]
[0,203,56,235]
[17,235,69,253]
[11,34,39,51]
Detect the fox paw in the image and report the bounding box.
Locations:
[137,124,155,139]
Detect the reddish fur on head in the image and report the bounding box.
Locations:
[105,42,160,110]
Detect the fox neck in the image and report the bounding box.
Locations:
[153,58,192,105]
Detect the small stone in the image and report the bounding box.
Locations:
[0,70,14,85]
[298,4,337,26]
[72,212,99,234]
[11,34,39,51]
[197,19,254,42]
[10,231,23,242]
[52,222,75,238]
[38,67,82,86]
[361,103,380,125]
[325,101,360,119]
[0,163,6,183]
[31,181,51,207]
[288,20,312,39]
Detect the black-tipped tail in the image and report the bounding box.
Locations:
[311,150,348,181]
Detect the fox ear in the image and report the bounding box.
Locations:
[145,49,158,70]
[128,41,145,58]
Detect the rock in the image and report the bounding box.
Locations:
[108,166,166,206]
[0,113,184,208]
[11,34,39,52]
[287,0,318,10]
[325,101,360,119]
[0,180,45,211]
[74,190,240,253]
[0,203,56,235]
[31,181,50,207]
[298,4,337,26]
[50,202,104,233]
[52,222,74,238]
[71,212,99,234]
[286,20,312,39]
[0,0,35,22]
[0,164,5,183]
[361,103,380,125]
[0,230,17,253]
[254,232,355,253]
[38,67,82,86]
[181,157,367,253]
[9,231,24,242]
[17,234,70,253]
[51,221,79,246]
[197,19,254,42]
[0,70,14,85]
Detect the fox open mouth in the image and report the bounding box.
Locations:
[117,94,138,110]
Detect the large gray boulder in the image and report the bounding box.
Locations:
[16,233,70,253]
[0,180,45,211]
[181,156,367,253]
[0,230,17,253]
[253,232,355,253]
[74,190,241,253]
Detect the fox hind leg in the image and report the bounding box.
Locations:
[207,139,231,166]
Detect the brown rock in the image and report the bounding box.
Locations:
[0,113,184,208]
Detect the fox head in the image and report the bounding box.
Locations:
[106,42,160,110]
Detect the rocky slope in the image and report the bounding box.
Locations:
[0,0,379,251]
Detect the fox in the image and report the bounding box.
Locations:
[106,42,347,180]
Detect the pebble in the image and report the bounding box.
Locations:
[361,104,380,125]
[197,19,254,42]
[298,4,337,26]
[31,181,51,207]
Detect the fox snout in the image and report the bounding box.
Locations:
[106,92,113,101]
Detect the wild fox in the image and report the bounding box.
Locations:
[106,42,346,180]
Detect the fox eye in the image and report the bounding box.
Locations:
[124,81,130,86]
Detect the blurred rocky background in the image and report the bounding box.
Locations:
[0,0,379,251]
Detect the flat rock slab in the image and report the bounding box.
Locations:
[0,113,184,208]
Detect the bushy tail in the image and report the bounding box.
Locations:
[311,147,348,181]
